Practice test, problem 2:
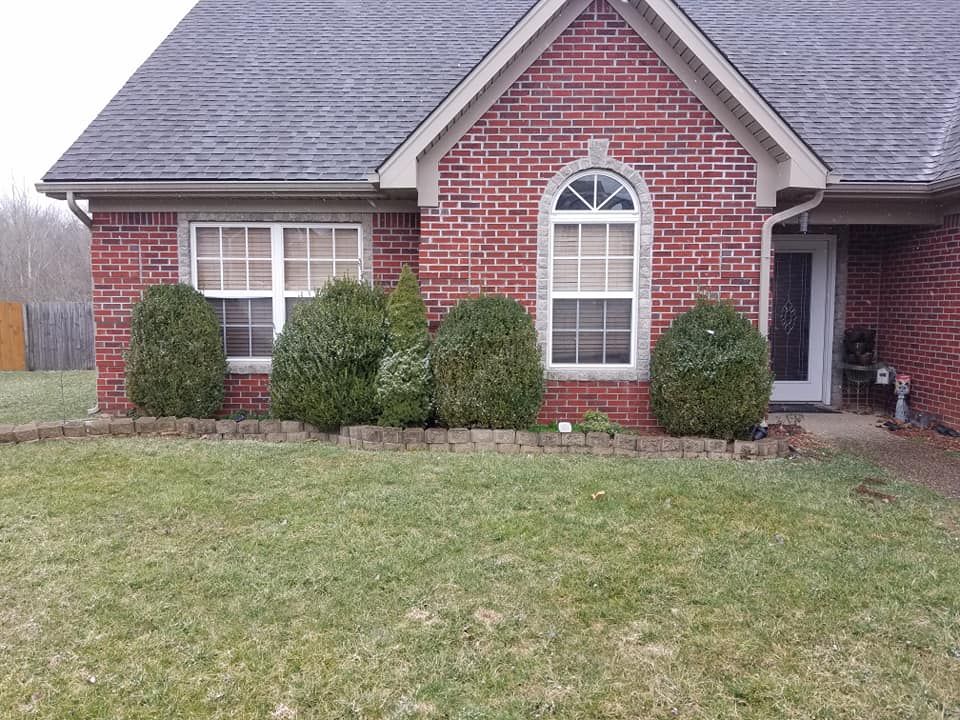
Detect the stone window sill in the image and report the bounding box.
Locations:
[228,360,272,375]
[544,366,648,382]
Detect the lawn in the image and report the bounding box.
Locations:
[0,440,958,719]
[0,371,96,425]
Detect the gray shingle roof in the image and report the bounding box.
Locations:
[44,0,537,182]
[675,0,960,183]
[45,0,960,185]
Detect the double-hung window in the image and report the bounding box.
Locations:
[191,223,363,361]
[549,171,640,367]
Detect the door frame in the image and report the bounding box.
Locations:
[770,234,837,405]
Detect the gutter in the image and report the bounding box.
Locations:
[37,180,381,200]
[66,191,93,228]
[758,191,825,338]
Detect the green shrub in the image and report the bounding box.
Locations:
[431,295,544,429]
[384,265,429,354]
[271,279,387,430]
[650,298,772,440]
[125,284,227,417]
[377,266,432,427]
[376,349,432,427]
[579,410,624,436]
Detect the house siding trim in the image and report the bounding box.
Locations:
[536,139,655,381]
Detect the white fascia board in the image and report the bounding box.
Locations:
[415,0,594,206]
[378,0,573,189]
[611,0,786,206]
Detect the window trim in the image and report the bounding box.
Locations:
[546,171,641,371]
[190,221,364,363]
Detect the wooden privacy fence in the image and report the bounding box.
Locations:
[0,302,94,371]
[0,302,27,370]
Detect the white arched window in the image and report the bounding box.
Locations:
[548,171,640,367]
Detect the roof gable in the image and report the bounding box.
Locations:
[379,0,829,206]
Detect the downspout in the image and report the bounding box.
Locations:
[759,190,825,337]
[67,191,97,415]
[66,191,93,228]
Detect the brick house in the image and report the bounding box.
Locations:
[39,0,960,428]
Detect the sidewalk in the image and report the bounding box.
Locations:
[772,412,960,500]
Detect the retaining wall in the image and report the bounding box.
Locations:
[0,419,790,460]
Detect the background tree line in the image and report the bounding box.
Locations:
[0,183,91,302]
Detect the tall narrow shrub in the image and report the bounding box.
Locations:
[650,297,772,440]
[271,279,387,430]
[125,283,227,417]
[431,295,544,429]
[377,266,432,427]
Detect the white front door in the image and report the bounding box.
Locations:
[770,236,836,403]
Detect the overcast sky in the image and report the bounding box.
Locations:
[0,0,198,198]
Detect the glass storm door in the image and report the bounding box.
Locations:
[770,237,834,403]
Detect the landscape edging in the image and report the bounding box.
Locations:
[0,418,791,460]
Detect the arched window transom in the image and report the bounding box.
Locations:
[554,172,636,212]
[549,171,640,367]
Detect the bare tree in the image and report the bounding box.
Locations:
[0,183,91,302]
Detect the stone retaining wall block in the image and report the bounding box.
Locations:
[447,428,471,444]
[381,427,402,445]
[38,422,65,440]
[516,431,539,446]
[237,419,260,435]
[13,423,39,442]
[62,421,86,438]
[425,428,448,444]
[470,428,494,443]
[85,419,111,436]
[586,432,611,448]
[561,432,585,447]
[539,432,562,447]
[156,417,178,434]
[135,417,158,434]
[110,418,135,435]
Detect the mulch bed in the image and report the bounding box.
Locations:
[877,420,960,454]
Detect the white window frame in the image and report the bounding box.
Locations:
[190,222,364,362]
[547,170,641,370]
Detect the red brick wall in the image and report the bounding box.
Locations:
[91,212,180,414]
[420,0,767,428]
[223,374,271,416]
[848,221,960,425]
[91,212,421,417]
[373,212,421,289]
[845,232,883,331]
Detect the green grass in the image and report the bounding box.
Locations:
[0,441,958,719]
[0,371,96,425]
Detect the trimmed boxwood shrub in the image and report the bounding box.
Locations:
[431,295,544,429]
[125,283,227,417]
[271,279,387,430]
[377,266,432,427]
[650,298,772,440]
